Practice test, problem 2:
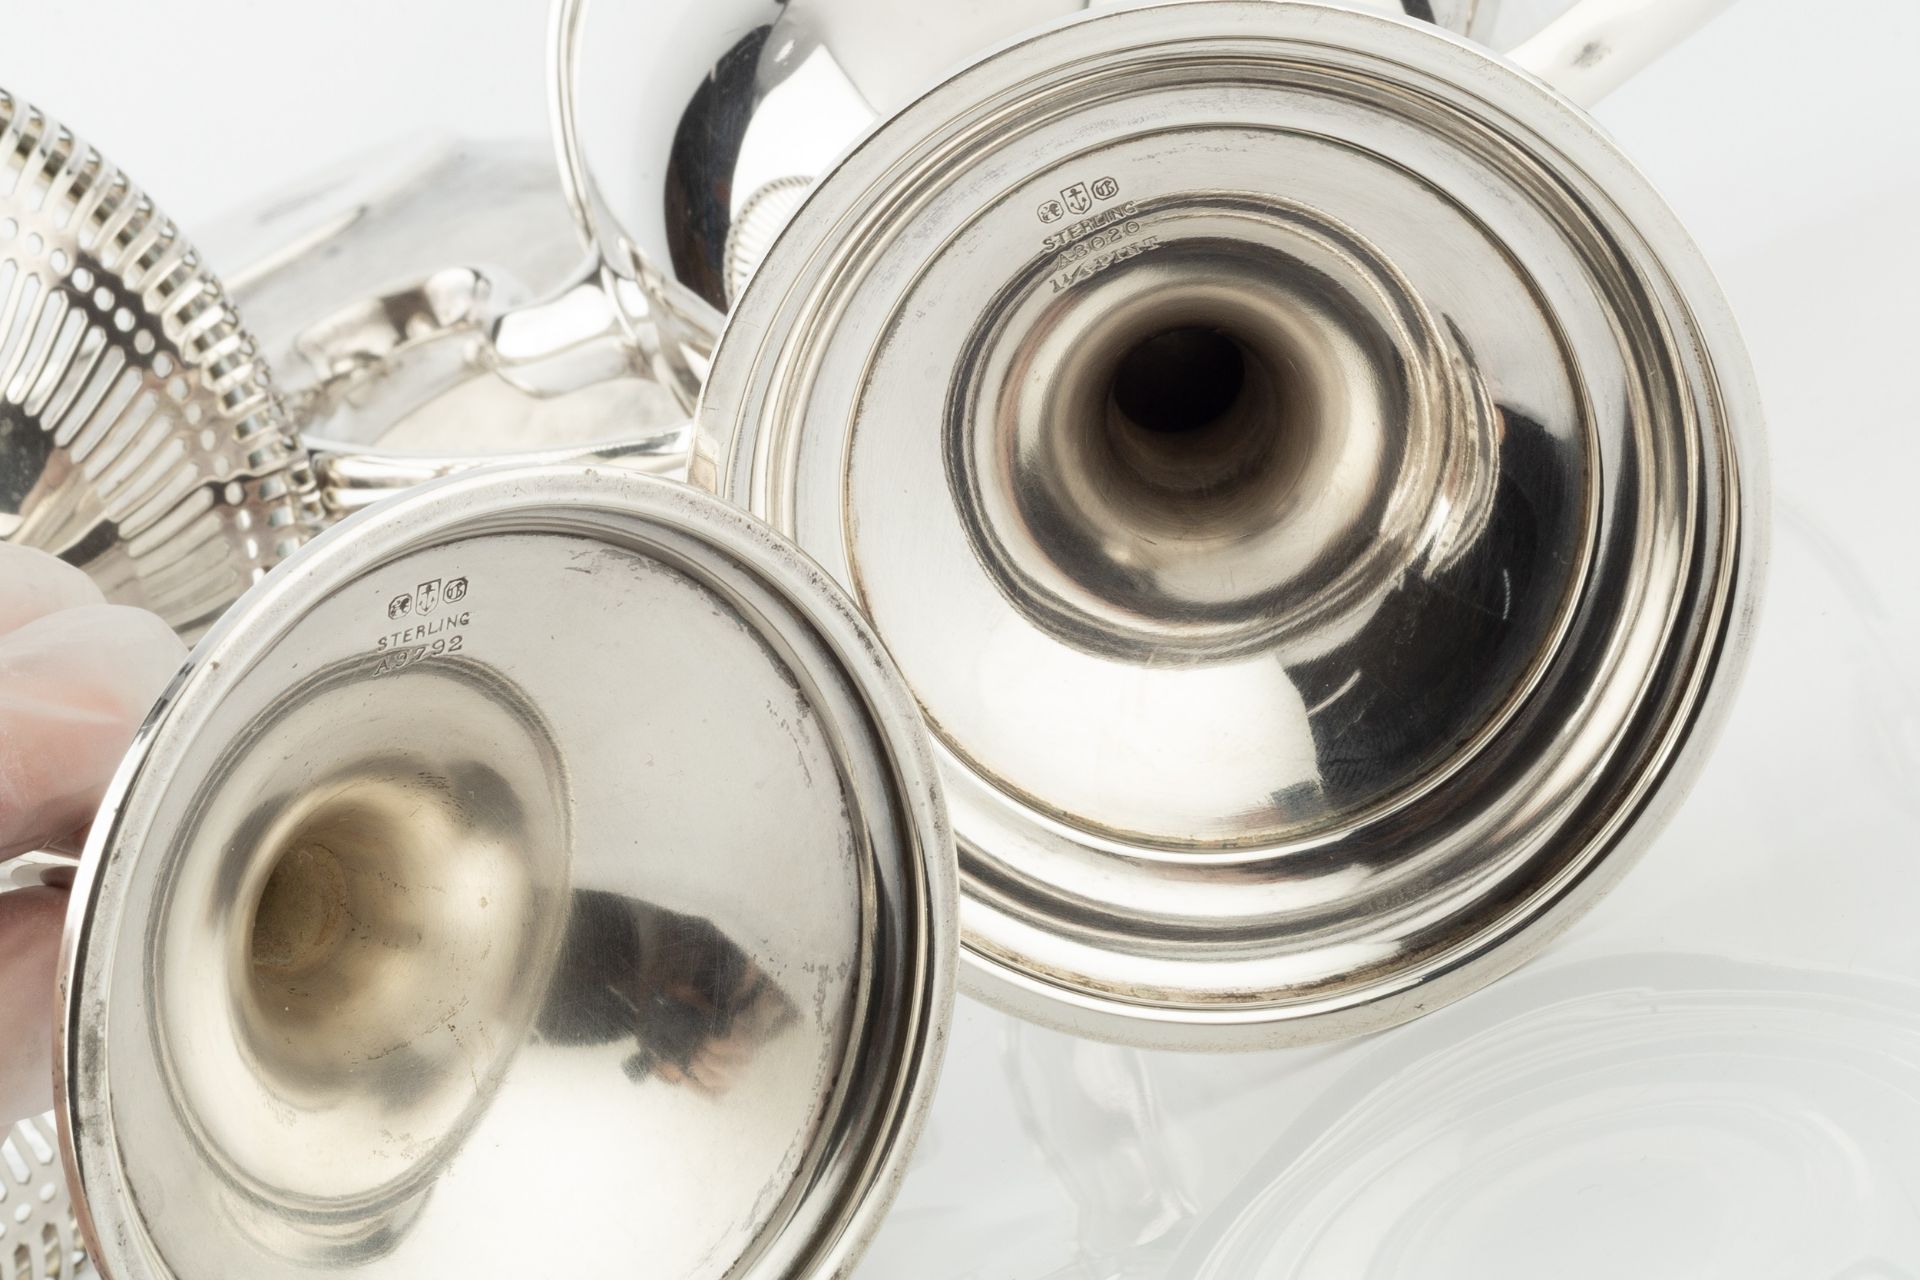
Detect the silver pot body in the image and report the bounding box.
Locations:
[47,466,957,1280]
[690,0,1766,1046]
[4,0,1726,632]
[2,13,1767,1277]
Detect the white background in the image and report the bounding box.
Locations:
[11,0,1920,1275]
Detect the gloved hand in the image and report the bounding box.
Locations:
[1,544,185,1124]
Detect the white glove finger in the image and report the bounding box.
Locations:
[0,885,66,1124]
[0,542,105,636]
[0,603,186,858]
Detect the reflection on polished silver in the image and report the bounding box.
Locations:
[214,139,701,510]
[556,0,1504,315]
[231,71,728,511]
[1,1114,83,1280]
[0,91,317,634]
[218,143,699,518]
[1,94,713,634]
[558,0,1751,321]
[56,466,954,1279]
[695,1,1766,1047]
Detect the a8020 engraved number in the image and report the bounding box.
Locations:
[1033,174,1158,293]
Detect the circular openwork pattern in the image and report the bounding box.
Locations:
[0,90,317,635]
[0,1116,83,1280]
[696,2,1765,1047]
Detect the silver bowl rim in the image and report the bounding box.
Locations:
[54,463,957,1278]
[694,0,1771,1049]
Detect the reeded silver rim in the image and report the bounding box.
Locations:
[695,1,1767,1048]
[1,89,318,635]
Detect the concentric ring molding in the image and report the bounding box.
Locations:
[695,1,1767,1048]
[57,466,955,1279]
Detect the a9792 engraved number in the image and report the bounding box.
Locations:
[370,633,464,675]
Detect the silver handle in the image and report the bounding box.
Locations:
[310,423,693,516]
[2,847,81,892]
[282,252,710,517]
[1509,0,1739,107]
